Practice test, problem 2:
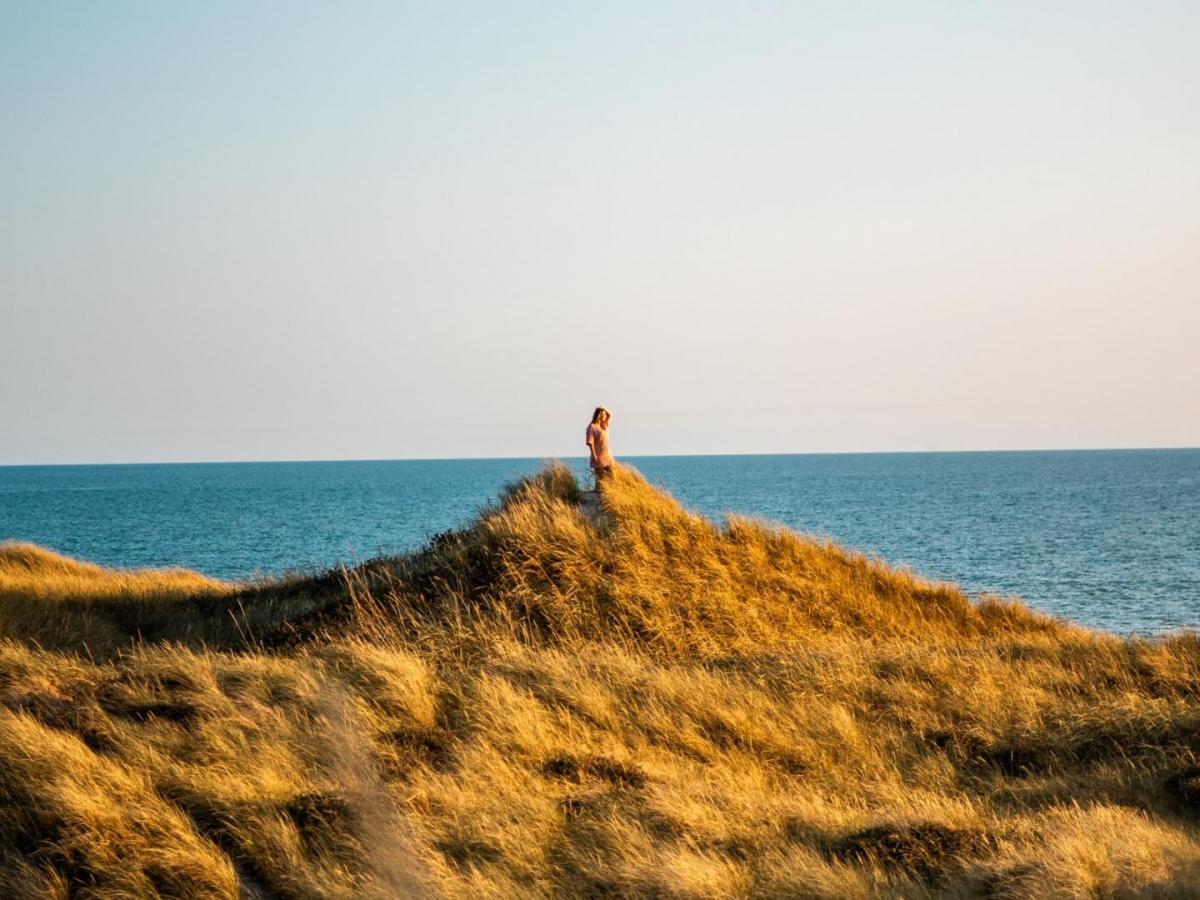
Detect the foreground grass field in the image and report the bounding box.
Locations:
[1,463,1198,898]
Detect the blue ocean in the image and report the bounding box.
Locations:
[1,450,1197,634]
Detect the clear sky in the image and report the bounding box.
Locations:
[2,2,1197,464]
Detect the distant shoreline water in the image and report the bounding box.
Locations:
[6,445,1198,468]
[2,449,1198,634]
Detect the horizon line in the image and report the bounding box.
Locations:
[2,444,1198,469]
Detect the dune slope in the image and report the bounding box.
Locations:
[0,463,1198,898]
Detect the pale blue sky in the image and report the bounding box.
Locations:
[2,2,1197,464]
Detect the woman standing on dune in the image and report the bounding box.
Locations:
[586,407,614,486]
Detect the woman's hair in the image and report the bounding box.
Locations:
[591,407,609,426]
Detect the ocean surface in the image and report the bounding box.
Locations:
[1,450,1198,634]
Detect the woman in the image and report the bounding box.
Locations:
[585,407,614,485]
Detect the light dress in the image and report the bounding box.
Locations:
[586,423,613,470]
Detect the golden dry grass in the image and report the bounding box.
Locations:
[0,463,1198,897]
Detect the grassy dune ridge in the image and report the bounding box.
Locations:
[0,463,1198,897]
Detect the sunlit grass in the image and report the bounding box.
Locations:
[0,463,1197,897]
